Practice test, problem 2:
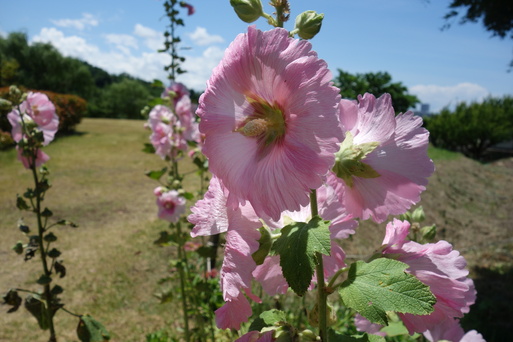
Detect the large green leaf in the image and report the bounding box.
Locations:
[77,314,111,342]
[272,216,331,296]
[339,258,436,325]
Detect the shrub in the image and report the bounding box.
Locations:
[425,96,513,160]
[0,87,87,134]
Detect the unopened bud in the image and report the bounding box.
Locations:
[420,224,437,242]
[412,206,425,222]
[0,98,12,111]
[294,11,324,39]
[230,0,263,23]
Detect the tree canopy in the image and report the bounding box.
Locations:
[333,69,419,113]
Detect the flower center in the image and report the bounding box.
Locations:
[332,131,381,187]
[236,96,286,147]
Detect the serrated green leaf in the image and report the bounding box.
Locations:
[272,216,331,296]
[248,309,287,332]
[338,258,436,325]
[145,167,168,180]
[77,314,111,341]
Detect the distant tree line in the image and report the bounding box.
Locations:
[0,31,165,119]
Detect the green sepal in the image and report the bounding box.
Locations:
[271,216,331,296]
[41,208,53,217]
[252,226,272,265]
[77,314,111,341]
[338,258,436,325]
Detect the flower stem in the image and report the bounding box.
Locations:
[311,190,328,342]
[31,165,57,342]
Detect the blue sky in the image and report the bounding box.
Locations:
[1,0,512,112]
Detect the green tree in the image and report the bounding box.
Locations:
[441,0,513,67]
[425,96,513,160]
[100,78,154,119]
[333,69,419,113]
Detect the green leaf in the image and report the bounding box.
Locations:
[55,261,67,278]
[48,248,62,259]
[145,167,168,180]
[41,208,53,217]
[77,314,111,341]
[12,241,24,255]
[56,219,79,228]
[142,143,156,154]
[44,232,58,242]
[182,192,194,200]
[271,216,331,296]
[25,295,52,330]
[51,285,64,295]
[16,195,31,210]
[37,274,52,285]
[327,330,385,342]
[338,258,436,325]
[2,289,22,313]
[252,226,272,265]
[248,309,287,332]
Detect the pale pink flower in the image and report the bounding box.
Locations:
[8,92,58,146]
[179,2,195,16]
[154,187,186,222]
[423,318,486,342]
[330,93,434,223]
[162,81,190,105]
[381,219,476,334]
[354,314,386,337]
[147,105,187,159]
[215,292,253,330]
[236,330,275,342]
[198,26,342,221]
[16,146,50,169]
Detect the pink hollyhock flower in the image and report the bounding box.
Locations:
[179,2,195,16]
[236,330,275,342]
[381,219,476,335]
[147,105,187,159]
[329,93,434,223]
[215,292,253,330]
[423,318,486,342]
[162,81,190,105]
[354,314,387,337]
[8,92,59,146]
[154,187,186,222]
[198,26,342,221]
[16,146,50,169]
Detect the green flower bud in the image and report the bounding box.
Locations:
[294,11,324,39]
[230,0,263,23]
[412,206,425,222]
[420,224,437,242]
[0,98,12,111]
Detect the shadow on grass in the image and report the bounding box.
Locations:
[462,265,513,342]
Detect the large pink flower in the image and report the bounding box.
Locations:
[423,318,485,342]
[198,26,342,221]
[16,146,50,169]
[8,92,58,146]
[329,93,434,223]
[381,219,476,335]
[154,187,186,222]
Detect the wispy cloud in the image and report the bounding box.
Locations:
[410,83,490,113]
[187,27,224,46]
[133,24,162,51]
[104,33,138,55]
[51,13,98,31]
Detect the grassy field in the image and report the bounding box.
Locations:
[1,118,512,342]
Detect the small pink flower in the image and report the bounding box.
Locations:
[179,2,195,16]
[236,330,275,342]
[423,318,486,342]
[8,92,58,146]
[16,146,50,169]
[198,26,342,221]
[381,219,476,335]
[330,93,434,223]
[162,81,190,104]
[154,188,186,222]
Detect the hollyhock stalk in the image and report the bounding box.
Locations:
[311,189,328,342]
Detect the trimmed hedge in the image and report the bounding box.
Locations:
[0,87,87,135]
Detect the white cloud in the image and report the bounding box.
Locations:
[187,27,224,46]
[30,27,224,91]
[133,24,162,51]
[104,33,138,55]
[410,82,490,113]
[51,13,98,31]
